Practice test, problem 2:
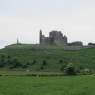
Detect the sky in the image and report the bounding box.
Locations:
[0,0,95,49]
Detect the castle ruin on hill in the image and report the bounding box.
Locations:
[40,30,67,46]
[39,30,83,46]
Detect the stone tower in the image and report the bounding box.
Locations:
[39,30,42,45]
[17,38,19,44]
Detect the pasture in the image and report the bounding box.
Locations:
[0,75,94,95]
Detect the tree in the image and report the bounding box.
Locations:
[8,55,11,58]
[84,69,89,73]
[1,55,5,58]
[59,60,63,63]
[61,65,66,71]
[33,60,36,64]
[8,59,12,65]
[23,64,28,68]
[79,65,83,69]
[64,63,76,75]
[43,60,47,65]
[41,66,43,69]
[88,43,95,45]
[12,57,20,67]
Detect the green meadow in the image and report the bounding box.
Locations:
[0,75,94,95]
[0,46,95,95]
[0,46,95,72]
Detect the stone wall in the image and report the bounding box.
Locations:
[5,45,95,50]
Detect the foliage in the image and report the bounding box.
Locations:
[61,65,66,71]
[33,60,36,64]
[84,69,89,73]
[10,65,14,69]
[79,65,83,69]
[76,70,80,73]
[8,55,11,58]
[41,66,43,69]
[88,43,95,45]
[59,60,63,63]
[0,63,4,68]
[27,62,31,65]
[43,60,47,65]
[1,54,5,58]
[23,64,28,68]
[7,59,12,65]
[64,63,76,75]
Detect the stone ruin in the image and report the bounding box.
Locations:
[39,30,67,46]
[68,41,83,46]
[39,30,83,46]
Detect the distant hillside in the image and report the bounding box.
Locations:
[0,46,95,72]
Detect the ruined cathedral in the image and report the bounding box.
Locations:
[39,30,67,46]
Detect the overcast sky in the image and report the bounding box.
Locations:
[0,0,95,48]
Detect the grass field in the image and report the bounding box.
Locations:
[0,70,63,76]
[0,47,95,72]
[0,75,94,95]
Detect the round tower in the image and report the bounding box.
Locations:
[39,30,42,45]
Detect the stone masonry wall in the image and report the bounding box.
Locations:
[5,45,95,50]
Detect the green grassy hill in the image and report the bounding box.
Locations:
[0,45,95,72]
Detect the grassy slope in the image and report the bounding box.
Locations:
[0,75,95,95]
[0,46,95,72]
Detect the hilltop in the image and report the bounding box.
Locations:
[0,44,95,73]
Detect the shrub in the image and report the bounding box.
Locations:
[13,63,18,68]
[27,62,31,65]
[0,63,4,68]
[41,66,43,69]
[12,57,20,67]
[19,63,23,66]
[1,55,5,58]
[10,65,14,69]
[84,69,89,73]
[64,63,76,75]
[33,60,36,64]
[8,55,11,58]
[76,70,80,73]
[1,58,4,62]
[61,65,66,71]
[59,60,63,63]
[79,65,83,69]
[23,64,28,68]
[7,59,13,65]
[43,60,47,65]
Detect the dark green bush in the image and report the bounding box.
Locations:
[61,65,67,71]
[43,60,47,65]
[7,59,13,65]
[23,64,28,68]
[59,60,63,63]
[76,70,80,73]
[41,66,43,69]
[1,55,5,58]
[27,62,31,65]
[10,65,14,69]
[33,60,36,64]
[1,58,4,62]
[79,65,83,69]
[64,63,76,75]
[8,55,11,58]
[0,63,4,68]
